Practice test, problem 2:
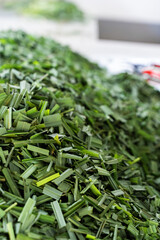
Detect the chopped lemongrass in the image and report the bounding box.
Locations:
[36,173,60,187]
[39,101,48,123]
[51,200,66,229]
[0,30,159,239]
[54,169,74,185]
[18,198,36,223]
[20,164,37,179]
[7,222,16,240]
[43,184,62,200]
[27,144,49,156]
[43,113,62,127]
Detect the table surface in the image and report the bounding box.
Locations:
[0,1,160,71]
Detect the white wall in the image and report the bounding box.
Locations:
[73,0,160,23]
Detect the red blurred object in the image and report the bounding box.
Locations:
[142,65,160,83]
[154,64,160,68]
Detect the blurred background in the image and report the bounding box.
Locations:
[1,0,160,88]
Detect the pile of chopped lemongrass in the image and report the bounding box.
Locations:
[0,31,160,240]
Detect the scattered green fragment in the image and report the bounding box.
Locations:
[43,113,62,127]
[18,198,36,223]
[5,0,85,22]
[127,223,139,237]
[0,208,5,219]
[20,164,37,179]
[16,121,31,132]
[54,168,74,185]
[86,234,96,239]
[2,168,21,197]
[43,184,62,200]
[51,200,66,229]
[36,173,60,187]
[7,222,16,240]
[27,144,49,156]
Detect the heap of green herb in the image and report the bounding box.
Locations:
[4,0,85,22]
[0,31,160,240]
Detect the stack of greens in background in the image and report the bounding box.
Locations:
[2,0,85,22]
[0,31,160,240]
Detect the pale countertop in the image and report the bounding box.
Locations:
[0,0,160,71]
